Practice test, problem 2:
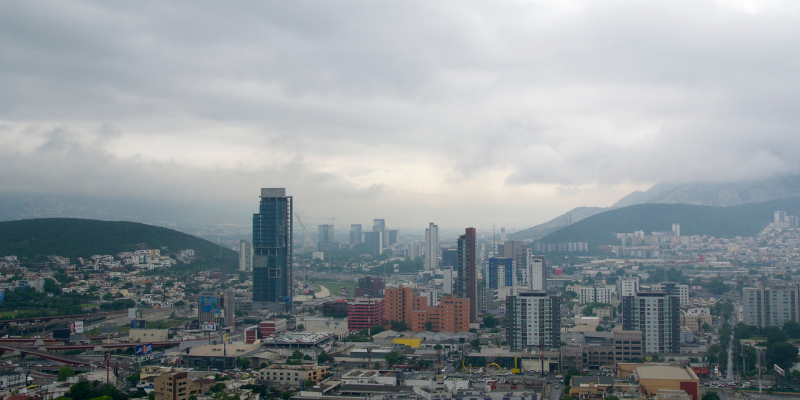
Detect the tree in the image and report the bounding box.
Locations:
[303,355,312,361]
[370,324,386,335]
[126,373,140,384]
[317,351,329,364]
[44,278,60,293]
[58,366,76,381]
[784,320,800,339]
[68,380,95,400]
[702,391,720,400]
[296,324,305,331]
[236,359,251,369]
[389,320,408,332]
[385,351,405,367]
[424,321,433,331]
[767,341,799,370]
[766,327,788,346]
[483,314,498,328]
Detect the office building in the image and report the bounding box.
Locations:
[259,364,331,386]
[350,224,363,244]
[347,298,386,331]
[442,266,454,294]
[411,294,470,333]
[622,292,680,354]
[317,224,335,252]
[197,291,236,327]
[652,282,690,306]
[743,283,800,328]
[498,241,530,285]
[455,227,478,323]
[388,229,399,246]
[424,223,439,271]
[441,248,457,267]
[252,188,293,312]
[409,242,424,259]
[527,255,546,291]
[613,330,644,364]
[356,276,385,297]
[486,257,515,289]
[154,372,199,400]
[239,240,252,272]
[373,219,389,249]
[506,292,561,350]
[364,230,382,256]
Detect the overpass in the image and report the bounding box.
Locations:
[0,343,98,367]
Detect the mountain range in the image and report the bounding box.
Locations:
[512,175,800,240]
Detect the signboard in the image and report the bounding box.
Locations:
[128,308,142,319]
[101,321,118,335]
[202,321,217,331]
[199,296,217,313]
[135,344,153,356]
[223,333,229,343]
[53,328,71,340]
[131,320,146,329]
[184,320,200,330]
[775,364,785,377]
[68,321,84,333]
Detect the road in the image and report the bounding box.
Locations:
[549,382,561,400]
[727,335,734,381]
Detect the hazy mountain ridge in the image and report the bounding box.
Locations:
[0,218,238,265]
[512,175,800,240]
[538,197,800,247]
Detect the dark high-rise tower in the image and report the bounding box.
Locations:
[455,227,477,323]
[252,188,293,312]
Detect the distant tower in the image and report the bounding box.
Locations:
[317,224,335,251]
[671,223,680,237]
[350,224,363,244]
[456,227,477,323]
[424,223,439,271]
[252,188,293,312]
[500,227,506,242]
[238,240,253,272]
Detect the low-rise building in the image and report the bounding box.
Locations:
[632,365,699,400]
[153,372,199,400]
[130,329,169,343]
[258,364,330,386]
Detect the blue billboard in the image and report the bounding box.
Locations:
[145,343,152,354]
[135,345,143,356]
[199,296,217,313]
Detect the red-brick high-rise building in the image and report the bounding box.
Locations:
[347,298,385,331]
[411,294,470,333]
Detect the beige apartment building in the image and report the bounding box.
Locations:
[259,364,330,386]
[153,372,199,400]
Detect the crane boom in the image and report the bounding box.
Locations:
[294,213,316,248]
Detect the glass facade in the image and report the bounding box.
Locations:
[253,188,293,309]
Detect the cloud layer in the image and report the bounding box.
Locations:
[2,0,800,229]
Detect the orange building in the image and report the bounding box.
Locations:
[385,287,417,326]
[411,295,470,333]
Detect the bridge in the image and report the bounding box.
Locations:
[0,343,98,367]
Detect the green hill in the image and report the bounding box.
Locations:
[539,197,800,247]
[0,218,237,268]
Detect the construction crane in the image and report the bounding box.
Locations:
[293,213,316,249]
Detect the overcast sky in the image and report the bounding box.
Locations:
[1,0,799,230]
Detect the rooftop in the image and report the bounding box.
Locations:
[635,365,697,380]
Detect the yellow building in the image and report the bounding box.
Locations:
[393,338,421,348]
[153,372,199,400]
[633,365,699,400]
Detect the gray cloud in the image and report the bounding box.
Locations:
[1,0,800,228]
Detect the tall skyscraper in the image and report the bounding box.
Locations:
[239,240,253,272]
[373,219,388,248]
[252,188,293,312]
[350,224,363,244]
[317,224,335,252]
[506,292,561,350]
[424,223,439,271]
[622,291,680,354]
[500,241,530,286]
[455,227,477,323]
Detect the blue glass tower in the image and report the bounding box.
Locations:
[486,257,514,290]
[252,188,293,312]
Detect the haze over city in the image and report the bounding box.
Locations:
[2,0,800,231]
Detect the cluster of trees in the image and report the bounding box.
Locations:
[732,322,800,375]
[0,286,98,316]
[285,350,313,365]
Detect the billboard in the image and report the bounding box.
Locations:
[53,328,71,340]
[202,321,217,331]
[128,308,142,319]
[135,344,153,356]
[184,320,200,330]
[68,321,84,333]
[199,296,217,313]
[131,320,146,329]
[775,364,785,377]
[101,321,118,335]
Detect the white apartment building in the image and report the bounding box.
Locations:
[743,283,800,328]
[442,267,454,294]
[239,240,253,272]
[651,283,690,306]
[617,277,640,300]
[579,286,615,304]
[527,255,546,291]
